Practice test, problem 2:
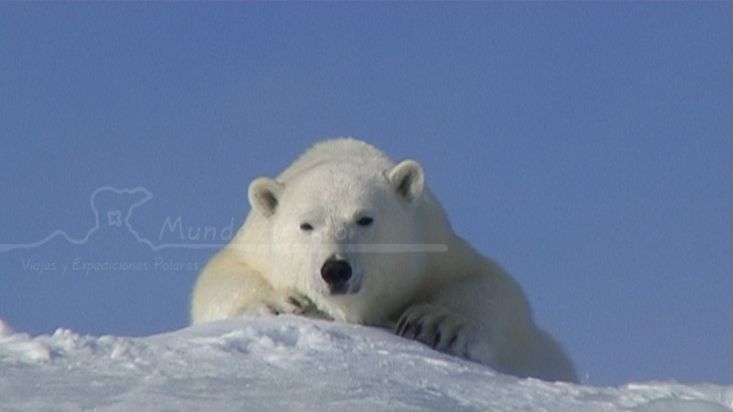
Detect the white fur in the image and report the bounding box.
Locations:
[191,138,577,382]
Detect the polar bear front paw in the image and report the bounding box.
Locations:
[396,304,470,357]
[254,291,314,316]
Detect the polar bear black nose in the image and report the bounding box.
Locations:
[320,259,352,292]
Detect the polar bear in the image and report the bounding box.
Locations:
[191,138,577,382]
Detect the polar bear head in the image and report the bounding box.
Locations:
[248,159,428,324]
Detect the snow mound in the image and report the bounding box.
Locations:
[0,316,730,411]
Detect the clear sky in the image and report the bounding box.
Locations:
[0,3,729,386]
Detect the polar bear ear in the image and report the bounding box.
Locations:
[387,160,425,203]
[248,177,284,218]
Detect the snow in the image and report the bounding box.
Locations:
[1,317,730,412]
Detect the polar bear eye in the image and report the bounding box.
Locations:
[356,217,374,227]
[299,222,314,232]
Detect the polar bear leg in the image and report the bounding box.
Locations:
[397,274,577,382]
[190,250,313,324]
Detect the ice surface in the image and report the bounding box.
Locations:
[0,316,730,411]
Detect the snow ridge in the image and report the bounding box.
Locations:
[1,317,730,412]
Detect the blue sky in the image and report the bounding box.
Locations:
[0,3,729,386]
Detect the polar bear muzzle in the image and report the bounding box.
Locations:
[320,258,353,295]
